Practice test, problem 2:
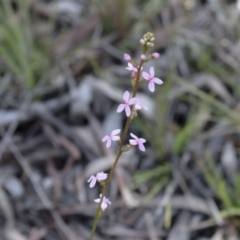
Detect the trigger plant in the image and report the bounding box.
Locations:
[88,32,163,240]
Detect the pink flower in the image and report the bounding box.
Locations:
[142,67,163,92]
[129,133,146,152]
[102,129,121,148]
[152,52,160,59]
[94,194,111,211]
[141,54,146,60]
[134,99,148,110]
[87,172,108,188]
[117,91,137,117]
[126,62,138,74]
[124,53,131,62]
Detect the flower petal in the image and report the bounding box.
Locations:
[150,66,155,77]
[94,198,100,203]
[133,67,138,72]
[106,139,112,148]
[138,142,146,152]
[137,103,148,110]
[87,175,94,182]
[130,133,138,139]
[126,62,134,70]
[129,139,137,145]
[135,103,141,109]
[102,135,109,142]
[117,104,125,113]
[96,172,108,181]
[134,99,148,110]
[128,62,133,67]
[148,81,155,92]
[142,72,150,80]
[123,91,130,101]
[89,178,97,188]
[139,138,146,143]
[101,202,108,211]
[111,129,121,136]
[128,97,138,105]
[153,77,163,85]
[125,105,131,117]
[111,136,120,141]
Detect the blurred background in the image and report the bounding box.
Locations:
[0,0,240,239]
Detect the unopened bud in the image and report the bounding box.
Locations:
[124,53,131,62]
[140,39,145,45]
[152,52,160,59]
[141,54,146,60]
[140,32,155,52]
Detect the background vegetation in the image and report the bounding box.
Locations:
[0,0,240,239]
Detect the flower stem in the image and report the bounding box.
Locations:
[89,60,144,240]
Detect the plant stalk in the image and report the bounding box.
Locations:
[89,59,144,240]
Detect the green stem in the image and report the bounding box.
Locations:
[89,59,144,240]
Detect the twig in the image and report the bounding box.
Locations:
[0,94,71,127]
[144,212,158,240]
[0,93,32,161]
